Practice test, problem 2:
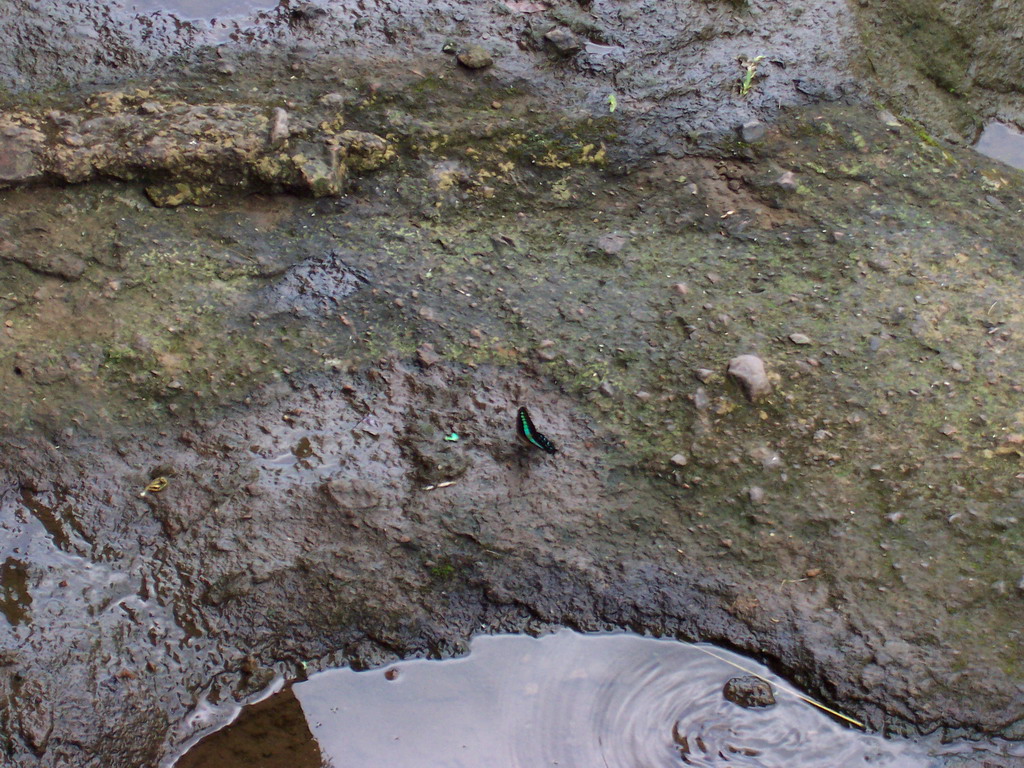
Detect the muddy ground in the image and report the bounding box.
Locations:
[1,1,1024,767]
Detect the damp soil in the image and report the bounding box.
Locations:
[2,2,1024,768]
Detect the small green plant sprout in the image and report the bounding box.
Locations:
[738,55,765,96]
[607,93,617,113]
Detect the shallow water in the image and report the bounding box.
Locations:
[175,630,1018,768]
[128,0,278,20]
[974,121,1024,170]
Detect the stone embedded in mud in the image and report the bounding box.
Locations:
[670,452,689,467]
[321,478,382,511]
[0,239,87,280]
[334,130,396,173]
[594,232,628,256]
[417,343,440,368]
[0,115,46,186]
[544,27,583,56]
[727,355,771,401]
[723,675,776,708]
[269,107,290,148]
[775,170,798,191]
[0,93,393,205]
[739,120,766,143]
[457,45,494,70]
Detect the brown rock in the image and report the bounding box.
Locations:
[416,343,440,368]
[723,676,775,708]
[727,355,771,401]
[457,45,494,70]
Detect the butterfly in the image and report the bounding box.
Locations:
[516,407,557,455]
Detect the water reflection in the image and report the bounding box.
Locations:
[974,121,1024,171]
[179,630,1009,768]
[128,0,279,21]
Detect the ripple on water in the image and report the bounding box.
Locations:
[175,630,1024,768]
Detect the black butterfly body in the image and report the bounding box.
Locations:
[516,407,557,455]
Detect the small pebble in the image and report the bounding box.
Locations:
[670,453,689,467]
[457,45,494,70]
[775,170,798,191]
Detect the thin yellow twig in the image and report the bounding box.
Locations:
[685,642,866,729]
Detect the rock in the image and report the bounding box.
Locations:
[137,101,164,116]
[727,355,771,401]
[457,45,494,70]
[594,233,628,256]
[739,120,766,143]
[775,170,798,191]
[0,240,87,280]
[670,453,689,467]
[695,368,714,383]
[269,107,290,148]
[543,27,583,56]
[690,388,711,414]
[0,116,45,186]
[598,381,615,397]
[672,282,690,296]
[793,78,843,101]
[878,110,901,131]
[788,332,812,345]
[866,257,893,273]
[333,130,396,173]
[416,343,440,368]
[321,478,381,510]
[319,92,346,107]
[748,486,765,504]
[2,100,392,204]
[537,347,558,362]
[723,676,776,708]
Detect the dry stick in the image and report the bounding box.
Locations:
[685,642,867,729]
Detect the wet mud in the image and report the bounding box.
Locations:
[1,2,1024,767]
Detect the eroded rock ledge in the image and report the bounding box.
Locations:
[0,89,393,206]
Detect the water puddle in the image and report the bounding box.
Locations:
[174,630,1020,767]
[974,121,1024,171]
[128,0,279,22]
